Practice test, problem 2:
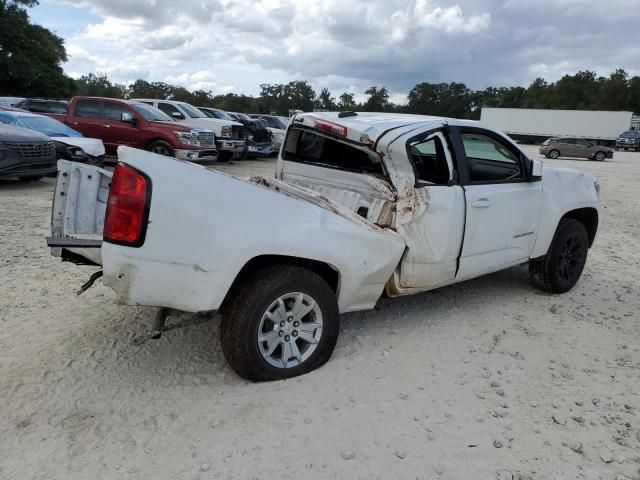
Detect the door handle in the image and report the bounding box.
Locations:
[101,124,111,128]
[471,198,491,208]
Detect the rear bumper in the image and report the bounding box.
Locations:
[216,139,245,153]
[174,148,218,162]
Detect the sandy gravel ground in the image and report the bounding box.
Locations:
[1,146,639,480]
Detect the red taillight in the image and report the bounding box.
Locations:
[315,119,347,138]
[104,163,151,247]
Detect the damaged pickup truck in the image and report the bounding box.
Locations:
[48,112,601,381]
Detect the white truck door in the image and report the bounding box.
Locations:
[387,130,465,291]
[277,126,396,226]
[455,128,543,280]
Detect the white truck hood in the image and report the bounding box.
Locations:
[51,137,105,157]
[175,118,243,134]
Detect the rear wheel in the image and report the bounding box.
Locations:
[529,218,589,293]
[547,149,560,159]
[220,266,339,381]
[146,140,174,157]
[594,151,606,161]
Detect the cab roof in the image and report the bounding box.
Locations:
[294,111,455,145]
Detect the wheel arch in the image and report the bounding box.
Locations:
[560,207,598,247]
[219,255,341,313]
[144,137,172,150]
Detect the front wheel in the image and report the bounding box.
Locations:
[220,266,339,381]
[594,151,606,161]
[547,149,560,159]
[529,218,589,293]
[146,140,174,157]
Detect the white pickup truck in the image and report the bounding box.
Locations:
[49,112,601,381]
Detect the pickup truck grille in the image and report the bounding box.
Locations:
[5,141,56,160]
[231,126,242,140]
[197,131,215,147]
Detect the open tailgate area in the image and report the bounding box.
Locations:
[49,160,112,265]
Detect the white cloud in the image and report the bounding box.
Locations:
[52,0,640,98]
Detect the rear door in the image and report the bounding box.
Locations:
[277,126,396,226]
[453,127,543,280]
[68,99,104,140]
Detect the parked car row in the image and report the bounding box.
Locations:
[8,96,292,164]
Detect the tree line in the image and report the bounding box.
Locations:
[2,1,640,117]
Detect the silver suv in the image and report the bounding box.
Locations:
[539,138,613,161]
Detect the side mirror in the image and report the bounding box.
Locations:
[121,112,136,124]
[171,112,185,120]
[530,158,543,180]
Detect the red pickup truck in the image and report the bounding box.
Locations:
[57,97,217,161]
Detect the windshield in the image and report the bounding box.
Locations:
[235,112,251,120]
[212,109,234,121]
[0,112,82,137]
[620,131,640,138]
[132,103,172,122]
[276,116,290,128]
[179,103,207,118]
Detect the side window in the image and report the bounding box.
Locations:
[409,135,450,185]
[576,139,591,147]
[104,102,130,121]
[29,101,49,113]
[49,102,67,114]
[283,128,384,176]
[158,103,183,119]
[74,100,101,118]
[461,132,522,183]
[559,138,576,145]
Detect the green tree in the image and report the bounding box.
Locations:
[407,82,473,118]
[595,69,629,110]
[629,76,640,114]
[258,81,316,115]
[337,92,357,110]
[362,86,389,111]
[0,0,75,97]
[74,73,125,98]
[316,87,336,110]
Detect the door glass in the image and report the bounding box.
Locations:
[75,100,101,118]
[104,102,130,121]
[461,132,522,182]
[29,101,49,113]
[410,136,450,185]
[49,102,67,114]
[158,103,183,118]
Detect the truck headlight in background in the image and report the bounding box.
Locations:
[220,125,232,139]
[173,131,200,146]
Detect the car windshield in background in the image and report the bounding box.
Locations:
[276,116,290,128]
[235,112,251,120]
[620,131,640,138]
[0,112,81,137]
[132,103,172,122]
[180,103,207,118]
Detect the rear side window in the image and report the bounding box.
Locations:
[29,101,49,113]
[75,100,101,118]
[283,128,383,176]
[409,135,450,185]
[49,102,67,114]
[104,102,130,120]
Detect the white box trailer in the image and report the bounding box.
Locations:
[480,108,633,145]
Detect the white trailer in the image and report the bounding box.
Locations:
[480,108,633,145]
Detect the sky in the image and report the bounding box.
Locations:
[30,0,640,102]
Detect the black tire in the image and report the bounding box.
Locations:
[594,151,606,161]
[220,266,339,381]
[217,151,233,162]
[18,176,43,182]
[529,218,589,294]
[547,149,560,159]
[146,140,174,157]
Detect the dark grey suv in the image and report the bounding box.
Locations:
[0,124,57,181]
[539,137,613,161]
